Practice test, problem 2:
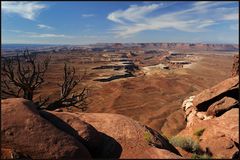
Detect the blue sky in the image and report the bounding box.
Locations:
[1,1,239,44]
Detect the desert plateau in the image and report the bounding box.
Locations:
[1,1,239,159]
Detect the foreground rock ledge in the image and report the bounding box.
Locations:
[1,98,182,159]
[180,73,239,159]
[193,76,239,111]
[43,111,182,159]
[178,108,239,158]
[1,98,91,159]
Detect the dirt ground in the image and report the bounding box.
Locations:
[23,50,237,137]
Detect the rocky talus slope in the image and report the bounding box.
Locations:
[1,98,182,159]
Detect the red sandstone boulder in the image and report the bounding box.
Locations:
[143,147,183,159]
[71,112,181,158]
[1,148,31,159]
[40,111,102,158]
[1,98,91,159]
[206,97,239,116]
[193,76,239,111]
[231,55,239,77]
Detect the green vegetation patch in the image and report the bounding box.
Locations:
[191,153,212,159]
[144,130,153,143]
[169,136,200,153]
[193,128,205,138]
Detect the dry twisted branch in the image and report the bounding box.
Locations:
[1,49,50,100]
[44,63,88,111]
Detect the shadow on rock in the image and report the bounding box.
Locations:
[145,126,181,156]
[39,110,122,158]
[95,132,122,158]
[39,110,86,144]
[94,73,135,82]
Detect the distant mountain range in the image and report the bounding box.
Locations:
[100,43,239,51]
[2,44,62,50]
[139,43,239,51]
[2,43,239,52]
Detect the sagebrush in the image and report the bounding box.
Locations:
[169,136,200,153]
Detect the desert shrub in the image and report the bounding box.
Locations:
[144,131,152,143]
[169,136,200,153]
[193,128,205,138]
[191,153,211,159]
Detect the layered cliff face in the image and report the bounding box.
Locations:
[178,55,239,159]
[138,43,239,51]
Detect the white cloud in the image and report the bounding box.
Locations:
[193,1,234,11]
[2,1,47,20]
[223,13,238,20]
[37,24,54,29]
[107,2,238,37]
[8,29,36,34]
[107,4,160,24]
[194,1,212,6]
[197,20,217,29]
[27,33,68,38]
[7,29,22,33]
[81,14,95,18]
[7,29,72,38]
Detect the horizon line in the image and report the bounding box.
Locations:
[2,42,239,46]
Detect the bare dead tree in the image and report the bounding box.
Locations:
[43,63,88,111]
[1,49,50,100]
[1,50,88,111]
